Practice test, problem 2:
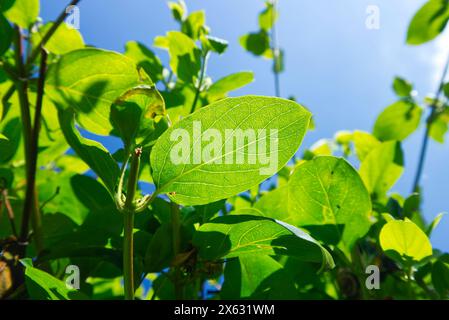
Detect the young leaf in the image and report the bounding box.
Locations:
[124,41,164,82]
[407,0,449,45]
[157,31,201,83]
[150,96,311,205]
[1,0,39,29]
[379,218,433,264]
[192,215,334,268]
[429,115,449,143]
[392,76,413,97]
[240,30,271,56]
[201,35,228,54]
[352,130,381,161]
[46,48,154,135]
[259,1,278,31]
[58,109,120,195]
[207,71,254,101]
[25,265,89,300]
[181,10,207,40]
[373,101,422,141]
[33,22,84,55]
[359,141,404,198]
[288,156,372,251]
[168,0,186,22]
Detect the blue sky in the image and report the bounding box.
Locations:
[41,0,449,251]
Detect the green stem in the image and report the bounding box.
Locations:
[170,201,183,299]
[271,0,280,98]
[190,51,209,114]
[412,50,449,192]
[26,0,82,68]
[122,147,142,300]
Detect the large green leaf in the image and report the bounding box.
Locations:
[432,254,449,297]
[407,0,449,45]
[359,141,404,199]
[150,96,311,205]
[373,101,422,141]
[192,215,334,269]
[33,22,84,55]
[46,48,154,135]
[25,265,89,300]
[1,0,39,29]
[58,109,119,195]
[124,41,163,82]
[221,255,299,299]
[207,71,254,101]
[288,156,371,251]
[379,218,433,264]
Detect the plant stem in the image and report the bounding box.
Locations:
[13,27,34,251]
[271,0,280,98]
[123,147,142,300]
[26,0,82,67]
[170,201,183,299]
[190,51,209,114]
[412,50,449,193]
[1,189,18,237]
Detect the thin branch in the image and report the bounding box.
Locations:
[412,49,449,192]
[1,189,18,238]
[26,0,82,67]
[190,51,209,114]
[271,0,280,98]
[19,48,48,245]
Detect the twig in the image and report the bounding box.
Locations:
[412,50,449,192]
[271,0,280,97]
[190,51,209,114]
[26,0,82,67]
[1,189,18,237]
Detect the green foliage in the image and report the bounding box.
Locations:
[380,218,433,264]
[288,156,371,252]
[373,101,423,141]
[407,0,449,45]
[0,0,448,301]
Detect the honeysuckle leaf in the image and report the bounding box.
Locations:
[207,71,254,101]
[168,0,186,22]
[124,41,164,82]
[157,31,201,83]
[240,30,271,57]
[58,109,119,195]
[110,84,166,150]
[359,141,404,199]
[352,130,380,161]
[1,0,39,29]
[373,101,422,141]
[25,265,89,300]
[181,10,206,40]
[201,35,228,54]
[380,218,433,264]
[407,0,449,45]
[32,22,84,55]
[46,48,154,135]
[259,1,278,31]
[288,156,372,252]
[150,96,311,206]
[192,214,334,269]
[392,76,414,97]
